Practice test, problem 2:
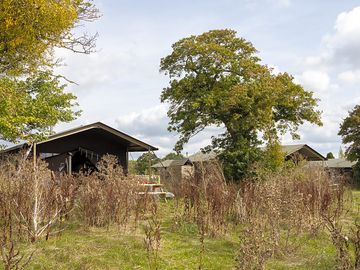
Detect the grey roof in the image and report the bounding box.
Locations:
[152,158,191,168]
[281,144,306,155]
[188,150,218,162]
[325,158,356,168]
[152,160,173,168]
[280,144,326,161]
[188,144,326,162]
[1,122,158,154]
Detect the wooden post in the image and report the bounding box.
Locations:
[68,153,72,175]
[33,142,37,169]
[125,146,129,175]
[148,148,152,182]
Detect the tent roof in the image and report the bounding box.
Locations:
[1,122,158,154]
[188,150,218,162]
[325,158,356,168]
[187,144,326,162]
[152,158,191,168]
[281,144,326,161]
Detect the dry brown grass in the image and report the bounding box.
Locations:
[168,160,353,269]
[0,154,155,270]
[0,153,357,270]
[172,161,237,236]
[235,166,350,270]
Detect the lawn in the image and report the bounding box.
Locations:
[20,207,239,270]
[4,191,360,270]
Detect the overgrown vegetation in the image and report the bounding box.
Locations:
[0,154,359,269]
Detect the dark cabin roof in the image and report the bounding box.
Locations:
[152,158,192,168]
[1,122,158,154]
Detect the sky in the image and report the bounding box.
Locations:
[55,0,360,159]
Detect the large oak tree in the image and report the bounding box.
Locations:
[160,29,322,180]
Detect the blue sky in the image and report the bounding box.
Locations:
[56,0,360,158]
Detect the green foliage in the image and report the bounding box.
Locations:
[338,147,346,159]
[0,0,99,142]
[160,29,322,180]
[0,71,79,142]
[338,105,360,163]
[135,152,160,175]
[260,142,286,173]
[127,160,137,175]
[339,105,360,178]
[326,152,335,159]
[215,135,262,180]
[0,0,99,76]
[162,152,184,161]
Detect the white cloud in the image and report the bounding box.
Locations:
[115,104,223,157]
[243,0,291,9]
[300,6,360,72]
[116,104,169,138]
[273,0,291,7]
[326,7,360,49]
[290,6,360,156]
[269,64,281,75]
[338,70,360,84]
[296,70,330,92]
[322,6,360,69]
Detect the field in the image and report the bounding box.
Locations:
[1,159,359,270]
[7,190,358,270]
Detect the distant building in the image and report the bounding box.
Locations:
[152,144,334,184]
[309,158,357,178]
[152,158,193,184]
[186,144,326,163]
[280,144,326,162]
[188,150,218,162]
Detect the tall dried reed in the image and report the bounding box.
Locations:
[236,165,349,269]
[173,161,237,236]
[76,154,146,228]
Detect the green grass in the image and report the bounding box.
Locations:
[18,220,238,270]
[4,191,360,269]
[266,189,360,270]
[267,232,336,270]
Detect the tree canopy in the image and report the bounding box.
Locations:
[162,152,185,161]
[338,147,346,159]
[338,104,360,163]
[0,0,99,76]
[160,29,322,180]
[0,0,99,142]
[326,152,335,159]
[0,72,79,142]
[135,152,160,175]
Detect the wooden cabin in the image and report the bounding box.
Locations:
[0,122,158,174]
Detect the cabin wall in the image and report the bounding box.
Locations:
[43,147,128,174]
